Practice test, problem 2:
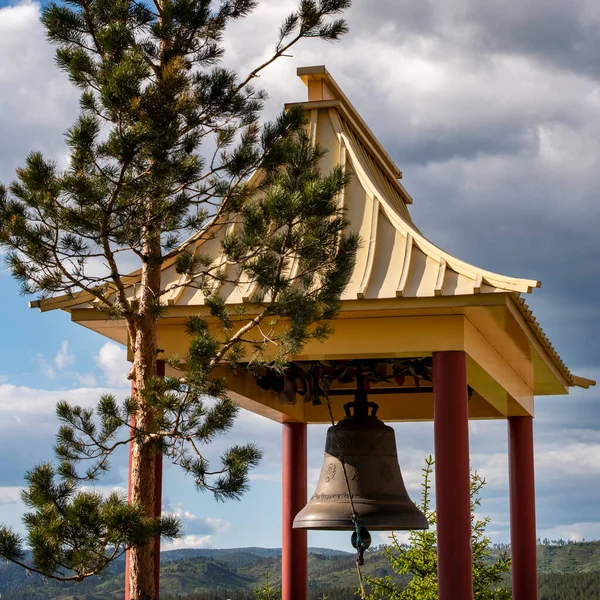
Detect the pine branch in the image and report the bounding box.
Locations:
[0,548,125,583]
[236,0,351,91]
[1,0,354,590]
[99,160,134,316]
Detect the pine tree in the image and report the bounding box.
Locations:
[254,571,280,600]
[364,456,512,599]
[0,1,356,599]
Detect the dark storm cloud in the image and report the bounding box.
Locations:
[407,171,600,367]
[346,0,437,35]
[386,120,540,167]
[536,489,600,530]
[338,0,600,169]
[348,0,600,81]
[537,392,600,430]
[466,1,600,80]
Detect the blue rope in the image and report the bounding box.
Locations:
[352,513,367,550]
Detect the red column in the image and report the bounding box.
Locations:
[282,422,308,600]
[508,416,538,600]
[433,351,473,600]
[125,360,165,600]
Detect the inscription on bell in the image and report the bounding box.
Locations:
[324,463,337,482]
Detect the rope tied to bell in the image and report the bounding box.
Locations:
[324,372,368,600]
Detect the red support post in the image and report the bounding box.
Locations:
[433,351,473,600]
[282,422,308,600]
[508,416,538,600]
[125,360,165,600]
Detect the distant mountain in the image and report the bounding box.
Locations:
[1,542,600,599]
[160,546,351,565]
[537,540,600,573]
[0,548,359,600]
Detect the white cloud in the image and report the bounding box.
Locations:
[536,441,600,481]
[0,487,22,506]
[0,379,131,484]
[36,341,76,379]
[0,2,142,283]
[469,452,509,489]
[164,535,213,550]
[204,517,230,534]
[0,383,124,419]
[76,372,97,387]
[162,501,231,535]
[538,522,600,543]
[54,340,75,371]
[96,342,129,388]
[0,382,132,505]
[37,354,56,379]
[81,484,128,498]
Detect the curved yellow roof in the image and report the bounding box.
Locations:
[31,66,594,391]
[157,69,540,307]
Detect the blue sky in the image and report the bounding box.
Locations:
[0,0,599,552]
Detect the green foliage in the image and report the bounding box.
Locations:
[0,463,179,583]
[364,456,511,599]
[0,0,356,588]
[536,539,600,573]
[469,474,512,600]
[538,572,600,599]
[222,130,359,364]
[254,571,280,600]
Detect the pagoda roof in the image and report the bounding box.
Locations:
[31,66,595,396]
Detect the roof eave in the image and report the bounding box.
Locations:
[572,375,597,389]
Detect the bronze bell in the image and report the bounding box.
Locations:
[293,391,428,532]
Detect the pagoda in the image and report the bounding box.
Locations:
[32,66,595,600]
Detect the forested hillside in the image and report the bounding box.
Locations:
[538,573,600,599]
[0,542,599,599]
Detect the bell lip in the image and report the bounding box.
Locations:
[293,508,429,531]
[293,500,430,531]
[292,520,429,531]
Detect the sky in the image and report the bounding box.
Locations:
[0,0,599,553]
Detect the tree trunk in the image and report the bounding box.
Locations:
[128,235,163,600]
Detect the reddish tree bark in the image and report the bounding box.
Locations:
[127,242,163,600]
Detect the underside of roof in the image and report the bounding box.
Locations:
[31,66,595,392]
